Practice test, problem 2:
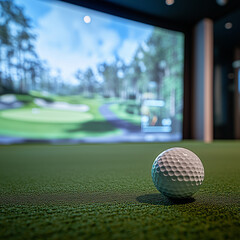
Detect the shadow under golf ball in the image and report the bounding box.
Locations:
[136,193,195,206]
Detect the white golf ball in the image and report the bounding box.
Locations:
[151,147,204,199]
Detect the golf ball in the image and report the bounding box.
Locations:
[151,147,204,199]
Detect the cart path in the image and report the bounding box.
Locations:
[99,103,140,133]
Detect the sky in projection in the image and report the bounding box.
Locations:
[15,0,153,84]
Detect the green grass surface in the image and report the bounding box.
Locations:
[0,108,93,123]
[0,114,120,139]
[0,95,122,139]
[0,141,240,239]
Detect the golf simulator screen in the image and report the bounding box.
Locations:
[0,0,185,143]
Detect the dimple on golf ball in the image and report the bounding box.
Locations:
[151,147,204,199]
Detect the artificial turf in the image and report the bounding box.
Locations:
[0,141,239,239]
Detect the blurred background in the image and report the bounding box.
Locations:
[0,0,240,143]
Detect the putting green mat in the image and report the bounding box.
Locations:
[0,141,239,239]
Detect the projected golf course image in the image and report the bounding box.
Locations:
[0,94,123,140]
[0,0,184,143]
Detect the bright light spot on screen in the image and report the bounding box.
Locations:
[165,0,175,5]
[225,22,232,29]
[83,15,91,23]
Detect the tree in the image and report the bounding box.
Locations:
[98,62,114,98]
[143,28,184,132]
[98,59,124,98]
[84,68,95,98]
[75,69,85,94]
[143,29,168,100]
[0,0,44,94]
[0,16,12,90]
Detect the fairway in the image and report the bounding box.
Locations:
[0,96,122,139]
[0,108,93,123]
[0,141,239,239]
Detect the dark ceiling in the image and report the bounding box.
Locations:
[104,0,240,25]
[63,0,240,58]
